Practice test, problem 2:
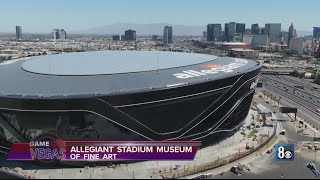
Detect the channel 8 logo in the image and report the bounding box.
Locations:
[275,144,294,161]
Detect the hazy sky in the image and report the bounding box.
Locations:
[0,0,319,33]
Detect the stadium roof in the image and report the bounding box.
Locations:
[21,51,218,76]
[0,51,261,98]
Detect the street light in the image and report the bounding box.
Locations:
[315,132,317,163]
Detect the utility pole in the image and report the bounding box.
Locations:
[315,132,317,163]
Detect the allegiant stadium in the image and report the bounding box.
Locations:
[0,51,261,151]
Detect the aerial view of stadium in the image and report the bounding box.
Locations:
[2,0,320,178]
[0,51,261,149]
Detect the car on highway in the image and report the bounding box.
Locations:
[317,109,320,113]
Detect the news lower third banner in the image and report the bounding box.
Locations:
[7,140,201,162]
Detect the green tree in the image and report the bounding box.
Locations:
[292,70,301,77]
[315,74,320,85]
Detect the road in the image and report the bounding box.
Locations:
[260,85,320,130]
[255,98,312,142]
[209,97,318,179]
[282,76,320,92]
[261,75,320,128]
[261,75,320,112]
[211,147,319,179]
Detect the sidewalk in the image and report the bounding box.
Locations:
[184,134,279,179]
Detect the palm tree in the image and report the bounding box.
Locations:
[277,97,282,107]
[269,94,274,103]
[265,91,269,100]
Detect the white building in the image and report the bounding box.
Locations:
[289,37,305,55]
[60,29,67,40]
[230,48,259,58]
[242,34,254,45]
[304,72,313,79]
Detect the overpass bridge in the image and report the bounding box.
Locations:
[261,68,294,75]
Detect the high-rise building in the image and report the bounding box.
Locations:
[152,35,159,41]
[313,27,320,39]
[112,35,121,41]
[163,26,173,45]
[228,22,236,42]
[280,31,289,45]
[207,24,221,42]
[251,34,270,47]
[245,29,251,34]
[251,24,260,34]
[224,23,229,41]
[15,26,22,40]
[288,23,297,46]
[124,29,136,41]
[52,29,60,40]
[202,31,207,40]
[265,23,281,42]
[121,35,125,41]
[236,23,245,34]
[289,37,305,55]
[234,33,243,42]
[59,29,67,40]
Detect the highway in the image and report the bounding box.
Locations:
[282,75,320,92]
[279,75,320,96]
[260,74,320,130]
[261,75,320,115]
[262,75,320,105]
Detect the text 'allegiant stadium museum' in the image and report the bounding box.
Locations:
[0,51,261,149]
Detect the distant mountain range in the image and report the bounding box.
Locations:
[74,23,313,37]
[80,23,206,36]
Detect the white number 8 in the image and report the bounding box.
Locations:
[278,146,285,159]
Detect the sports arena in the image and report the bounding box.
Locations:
[0,51,261,149]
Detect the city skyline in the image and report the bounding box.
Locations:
[0,0,319,34]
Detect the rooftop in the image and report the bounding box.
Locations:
[0,51,261,98]
[231,48,256,52]
[21,51,218,76]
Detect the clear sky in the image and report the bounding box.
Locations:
[0,0,319,33]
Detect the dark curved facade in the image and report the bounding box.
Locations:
[0,51,262,149]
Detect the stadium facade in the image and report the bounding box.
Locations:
[0,51,261,149]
